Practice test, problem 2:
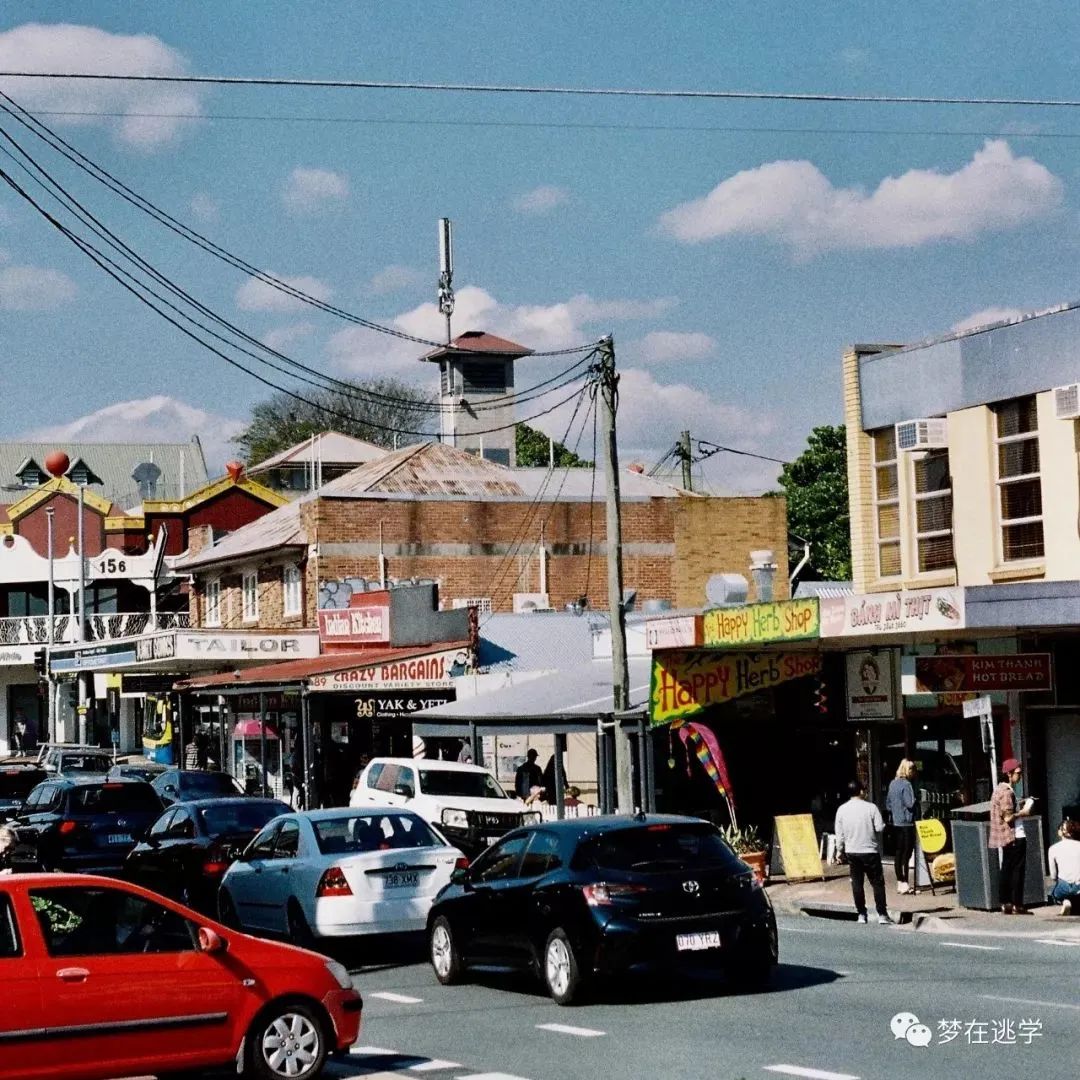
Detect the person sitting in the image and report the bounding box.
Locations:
[1048,819,1080,915]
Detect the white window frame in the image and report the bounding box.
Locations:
[452,597,493,615]
[241,569,259,623]
[204,577,222,628]
[993,398,1044,564]
[871,429,902,580]
[911,450,954,575]
[282,563,303,618]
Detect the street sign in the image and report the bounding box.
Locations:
[962,695,993,719]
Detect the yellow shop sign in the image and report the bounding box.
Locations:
[703,598,819,648]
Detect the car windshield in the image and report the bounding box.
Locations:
[69,784,162,815]
[61,754,112,774]
[586,824,744,873]
[180,773,241,796]
[313,812,442,855]
[418,768,507,800]
[198,801,287,836]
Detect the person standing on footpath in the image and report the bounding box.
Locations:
[1047,819,1080,915]
[514,749,542,800]
[989,757,1036,914]
[834,779,891,925]
[886,759,918,894]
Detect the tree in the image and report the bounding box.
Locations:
[234,378,434,465]
[778,424,851,581]
[515,423,593,468]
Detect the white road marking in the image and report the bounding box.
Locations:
[455,1074,534,1080]
[350,1046,401,1056]
[764,1067,860,1080]
[777,925,825,934]
[535,1022,606,1037]
[369,991,425,1004]
[1034,938,1080,947]
[941,941,1001,951]
[409,1061,463,1072]
[980,994,1080,1012]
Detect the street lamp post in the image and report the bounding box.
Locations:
[45,507,56,742]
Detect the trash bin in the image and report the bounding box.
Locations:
[951,802,1045,910]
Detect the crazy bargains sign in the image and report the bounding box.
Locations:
[703,598,819,647]
[308,647,471,691]
[650,650,822,725]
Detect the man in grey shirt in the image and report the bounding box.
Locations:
[835,779,891,924]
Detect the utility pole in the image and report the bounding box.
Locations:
[598,336,634,812]
[679,430,693,491]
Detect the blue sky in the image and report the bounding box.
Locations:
[2,3,1080,490]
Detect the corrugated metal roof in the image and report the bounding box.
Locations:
[421,330,533,361]
[478,613,597,672]
[793,580,854,599]
[320,441,526,498]
[248,432,389,473]
[513,468,687,500]
[176,497,307,570]
[0,440,209,507]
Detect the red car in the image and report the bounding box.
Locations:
[0,873,362,1080]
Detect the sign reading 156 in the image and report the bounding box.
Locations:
[90,554,129,576]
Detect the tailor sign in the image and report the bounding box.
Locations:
[820,587,964,638]
[650,649,822,725]
[317,604,390,645]
[703,598,819,647]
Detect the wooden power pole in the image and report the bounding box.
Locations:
[597,336,634,812]
[679,429,693,491]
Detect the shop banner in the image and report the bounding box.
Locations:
[645,614,702,650]
[353,688,457,719]
[820,587,964,638]
[914,653,1052,694]
[703,598,819,648]
[317,604,390,645]
[308,647,472,691]
[845,650,897,720]
[650,650,822,725]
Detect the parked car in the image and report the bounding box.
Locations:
[0,764,47,822]
[1,742,93,768]
[427,814,778,1005]
[219,807,465,948]
[350,757,538,857]
[107,759,169,783]
[125,796,291,913]
[1,872,362,1080]
[9,777,163,874]
[152,767,246,805]
[41,746,114,777]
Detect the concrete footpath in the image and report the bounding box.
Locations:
[765,862,1080,940]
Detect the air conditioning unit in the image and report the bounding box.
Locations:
[895,418,948,451]
[513,592,552,614]
[1053,383,1080,420]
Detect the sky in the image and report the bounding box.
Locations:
[2,3,1080,491]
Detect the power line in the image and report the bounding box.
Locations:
[3,71,1080,109]
[693,440,791,466]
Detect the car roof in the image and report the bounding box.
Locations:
[288,806,424,823]
[183,797,285,809]
[40,775,151,788]
[369,757,492,774]
[527,813,712,837]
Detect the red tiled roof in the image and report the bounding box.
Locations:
[421,329,533,361]
[176,640,469,690]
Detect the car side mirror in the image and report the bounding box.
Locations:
[163,784,178,796]
[197,926,227,954]
[394,783,414,799]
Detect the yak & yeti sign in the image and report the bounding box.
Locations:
[820,587,964,638]
[308,647,471,692]
[353,688,456,720]
[651,650,822,725]
[845,650,897,720]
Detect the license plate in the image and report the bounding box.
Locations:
[107,833,132,845]
[382,871,420,889]
[676,931,721,952]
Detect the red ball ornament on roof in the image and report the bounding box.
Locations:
[44,451,70,478]
[225,460,244,482]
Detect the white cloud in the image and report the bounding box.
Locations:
[659,140,1063,257]
[564,295,678,321]
[951,306,1028,333]
[0,23,202,149]
[24,395,244,477]
[369,264,425,294]
[235,274,333,314]
[0,263,77,311]
[282,167,350,213]
[839,46,872,68]
[634,330,716,363]
[512,185,570,214]
[189,192,219,223]
[261,322,317,352]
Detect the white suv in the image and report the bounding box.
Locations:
[350,757,539,857]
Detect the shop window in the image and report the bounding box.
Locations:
[912,450,954,573]
[204,579,221,627]
[242,570,258,622]
[283,564,302,617]
[993,396,1044,561]
[872,428,901,578]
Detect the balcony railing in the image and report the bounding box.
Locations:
[0,611,191,646]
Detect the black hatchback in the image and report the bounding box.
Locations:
[10,776,163,874]
[427,814,778,1004]
[152,768,246,805]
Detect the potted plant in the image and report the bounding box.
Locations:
[723,824,768,883]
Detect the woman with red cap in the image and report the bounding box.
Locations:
[989,757,1036,914]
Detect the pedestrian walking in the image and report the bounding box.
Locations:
[988,757,1036,914]
[514,749,542,800]
[0,825,18,875]
[886,759,918,894]
[1047,819,1080,915]
[834,779,891,925]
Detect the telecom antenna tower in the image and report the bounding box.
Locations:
[437,217,455,344]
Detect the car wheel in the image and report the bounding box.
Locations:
[218,891,239,929]
[287,900,317,950]
[543,928,583,1006]
[244,1000,326,1080]
[727,926,777,991]
[429,916,464,985]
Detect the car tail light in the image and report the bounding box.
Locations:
[582,882,650,906]
[454,856,470,871]
[316,867,353,897]
[58,820,81,836]
[202,844,230,876]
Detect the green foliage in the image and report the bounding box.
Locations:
[778,424,851,582]
[722,824,767,855]
[233,378,434,465]
[515,423,593,468]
